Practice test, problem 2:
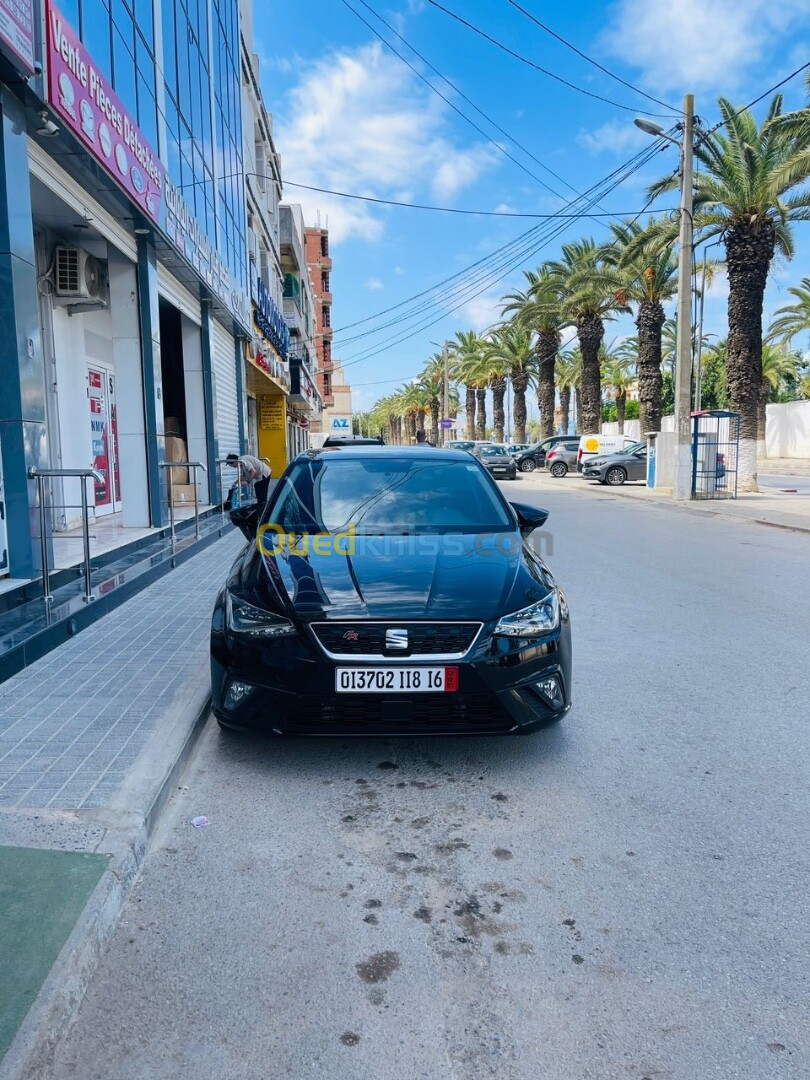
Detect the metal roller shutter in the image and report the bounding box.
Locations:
[212,319,241,459]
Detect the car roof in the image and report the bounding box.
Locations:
[297,445,473,462]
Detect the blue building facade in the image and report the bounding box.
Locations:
[0,0,267,582]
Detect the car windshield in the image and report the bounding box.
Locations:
[480,447,508,457]
[619,442,646,455]
[265,456,513,533]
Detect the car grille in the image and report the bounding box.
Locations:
[295,694,514,732]
[310,621,481,658]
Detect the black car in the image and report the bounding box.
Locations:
[515,435,572,472]
[322,434,385,447]
[472,444,517,479]
[211,447,572,736]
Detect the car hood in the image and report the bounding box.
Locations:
[259,532,548,622]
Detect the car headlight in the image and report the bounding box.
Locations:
[494,591,560,636]
[227,594,297,638]
[588,459,606,468]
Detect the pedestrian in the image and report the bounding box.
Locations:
[225,453,272,506]
[415,430,434,447]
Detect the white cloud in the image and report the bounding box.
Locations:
[394,265,405,275]
[366,278,384,290]
[494,202,517,214]
[603,0,810,94]
[455,290,505,333]
[273,42,498,243]
[577,119,648,156]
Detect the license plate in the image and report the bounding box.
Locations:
[335,667,459,693]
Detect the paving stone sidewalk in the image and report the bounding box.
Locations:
[0,531,243,814]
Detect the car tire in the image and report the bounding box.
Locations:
[606,466,627,486]
[549,461,568,478]
[520,458,536,472]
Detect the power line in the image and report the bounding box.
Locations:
[348,0,607,208]
[321,138,676,347]
[338,0,572,203]
[336,141,671,368]
[282,179,674,217]
[424,0,680,118]
[699,60,810,140]
[503,0,680,113]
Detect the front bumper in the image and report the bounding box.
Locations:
[211,604,572,736]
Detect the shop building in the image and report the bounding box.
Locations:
[239,0,291,476]
[0,0,252,581]
[279,203,322,464]
[304,223,333,435]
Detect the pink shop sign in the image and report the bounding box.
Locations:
[46,1,164,225]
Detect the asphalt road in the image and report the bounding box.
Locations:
[44,477,809,1080]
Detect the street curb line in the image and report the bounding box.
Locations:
[579,482,810,536]
[0,689,212,1080]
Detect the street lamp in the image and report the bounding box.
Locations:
[634,96,695,500]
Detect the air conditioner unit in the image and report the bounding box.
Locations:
[55,246,102,301]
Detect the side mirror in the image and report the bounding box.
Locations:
[230,504,259,540]
[510,502,549,534]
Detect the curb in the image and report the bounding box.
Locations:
[572,482,810,536]
[0,682,212,1080]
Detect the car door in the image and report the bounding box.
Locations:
[628,447,647,480]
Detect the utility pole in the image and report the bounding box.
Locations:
[673,93,694,500]
[442,340,449,445]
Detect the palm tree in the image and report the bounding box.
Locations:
[555,349,580,434]
[420,353,446,444]
[485,324,535,443]
[602,345,636,433]
[547,239,624,435]
[768,277,810,346]
[479,333,510,442]
[644,94,810,490]
[450,330,488,440]
[503,268,564,438]
[600,219,679,434]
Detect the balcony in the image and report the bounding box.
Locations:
[282,295,303,334]
[289,350,323,413]
[318,254,332,271]
[319,290,333,304]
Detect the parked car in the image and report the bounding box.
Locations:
[447,440,475,452]
[576,433,638,472]
[545,440,582,477]
[322,434,385,448]
[473,444,517,479]
[506,443,531,457]
[212,446,572,735]
[583,441,648,485]
[515,435,573,472]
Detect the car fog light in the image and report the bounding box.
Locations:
[535,675,564,709]
[226,680,255,708]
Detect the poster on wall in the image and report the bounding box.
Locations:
[88,367,110,507]
[0,0,36,76]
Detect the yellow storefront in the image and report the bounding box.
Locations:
[245,339,290,478]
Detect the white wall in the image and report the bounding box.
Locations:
[765,400,810,459]
[600,419,641,439]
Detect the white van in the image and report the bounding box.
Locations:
[577,433,639,472]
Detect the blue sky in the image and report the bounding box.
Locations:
[257,0,810,412]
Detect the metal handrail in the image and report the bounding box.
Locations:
[216,456,243,525]
[160,460,207,549]
[28,467,104,603]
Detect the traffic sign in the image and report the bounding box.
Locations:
[440,419,453,429]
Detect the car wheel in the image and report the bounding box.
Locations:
[606,466,627,486]
[550,461,568,478]
[520,458,536,472]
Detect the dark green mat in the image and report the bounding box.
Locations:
[0,846,109,1059]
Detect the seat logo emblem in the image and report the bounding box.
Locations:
[342,630,360,641]
[386,629,409,650]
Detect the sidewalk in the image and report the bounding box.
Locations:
[0,529,243,1079]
